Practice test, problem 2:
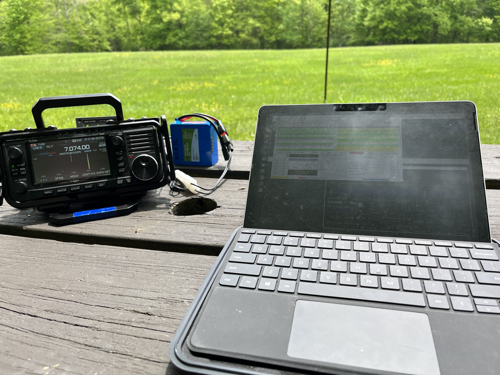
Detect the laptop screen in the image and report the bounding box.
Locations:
[244,102,490,243]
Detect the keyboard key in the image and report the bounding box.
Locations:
[241,229,256,234]
[284,237,299,246]
[476,305,500,314]
[275,256,292,267]
[335,240,351,250]
[475,243,494,250]
[460,259,481,271]
[307,233,322,239]
[282,269,299,280]
[297,282,426,307]
[263,266,280,278]
[470,284,500,298]
[372,243,389,253]
[322,249,338,260]
[431,269,453,281]
[286,247,302,257]
[360,276,378,288]
[300,270,318,282]
[390,244,408,254]
[300,238,316,248]
[304,248,320,258]
[339,274,357,286]
[273,231,288,236]
[256,255,274,265]
[324,234,339,240]
[417,256,438,268]
[446,283,469,296]
[481,260,500,272]
[429,246,448,257]
[318,239,334,249]
[452,271,475,283]
[269,246,285,255]
[449,248,469,258]
[476,272,500,285]
[396,239,413,245]
[290,232,304,237]
[350,263,367,274]
[409,245,428,255]
[378,254,396,265]
[278,280,296,293]
[250,234,267,244]
[293,258,310,269]
[390,266,409,278]
[220,274,239,286]
[398,255,416,266]
[438,258,459,269]
[474,298,498,306]
[415,240,432,246]
[359,236,375,242]
[427,295,450,310]
[370,264,388,276]
[320,272,337,284]
[258,278,277,291]
[455,242,473,248]
[470,249,499,261]
[353,242,370,251]
[381,277,400,290]
[239,276,258,289]
[331,261,348,273]
[224,263,261,276]
[410,267,430,280]
[450,297,474,312]
[424,281,445,294]
[359,253,376,263]
[311,259,329,270]
[435,241,452,247]
[252,245,268,254]
[377,238,393,243]
[257,230,272,235]
[342,235,357,241]
[229,253,257,264]
[238,234,251,242]
[234,243,252,253]
[340,251,357,262]
[402,279,422,292]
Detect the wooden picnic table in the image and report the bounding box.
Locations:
[2,141,500,374]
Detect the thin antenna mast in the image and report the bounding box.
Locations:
[324,0,332,103]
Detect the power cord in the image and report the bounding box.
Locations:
[167,113,233,195]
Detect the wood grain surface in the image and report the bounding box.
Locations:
[0,178,248,256]
[0,235,210,375]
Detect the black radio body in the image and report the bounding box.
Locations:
[0,94,175,213]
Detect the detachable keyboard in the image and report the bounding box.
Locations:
[218,229,500,314]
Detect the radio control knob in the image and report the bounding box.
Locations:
[13,181,28,194]
[8,146,23,159]
[111,136,123,147]
[131,155,159,181]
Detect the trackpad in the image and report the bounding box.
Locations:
[288,301,440,375]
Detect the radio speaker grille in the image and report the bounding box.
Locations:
[125,130,156,154]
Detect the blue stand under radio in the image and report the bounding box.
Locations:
[170,119,219,167]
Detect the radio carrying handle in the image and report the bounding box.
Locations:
[32,93,124,130]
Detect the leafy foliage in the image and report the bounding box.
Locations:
[0,0,499,55]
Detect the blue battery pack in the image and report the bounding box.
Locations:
[170,119,219,166]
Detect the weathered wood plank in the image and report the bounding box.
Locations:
[0,235,209,375]
[0,178,248,256]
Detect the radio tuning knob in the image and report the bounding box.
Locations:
[13,181,28,194]
[7,146,23,159]
[111,136,123,147]
[131,154,159,181]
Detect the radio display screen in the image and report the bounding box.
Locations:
[29,136,111,185]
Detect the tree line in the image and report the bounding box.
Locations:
[0,0,499,56]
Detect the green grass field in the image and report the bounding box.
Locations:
[1,44,499,142]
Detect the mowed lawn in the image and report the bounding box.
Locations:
[0,43,499,142]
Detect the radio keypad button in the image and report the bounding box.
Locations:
[116,179,124,185]
[56,188,68,194]
[117,162,125,167]
[118,168,126,173]
[116,151,123,156]
[117,156,124,161]
[97,182,107,188]
[70,186,81,192]
[43,190,54,195]
[125,177,132,184]
[84,184,94,190]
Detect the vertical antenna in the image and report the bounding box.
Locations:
[324,0,332,104]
